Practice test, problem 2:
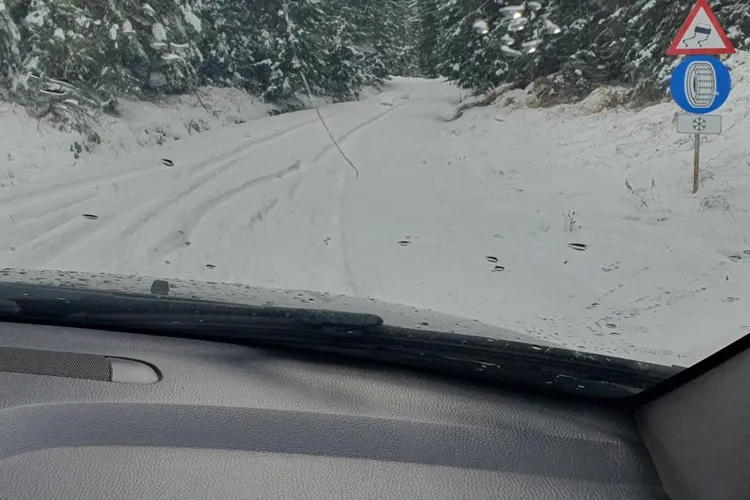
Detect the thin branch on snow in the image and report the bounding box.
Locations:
[315,108,360,178]
[280,0,360,179]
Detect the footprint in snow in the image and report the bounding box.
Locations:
[485,256,505,272]
[567,243,588,252]
[722,250,750,263]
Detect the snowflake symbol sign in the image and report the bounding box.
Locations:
[692,117,707,131]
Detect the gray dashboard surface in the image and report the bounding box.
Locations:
[0,321,668,500]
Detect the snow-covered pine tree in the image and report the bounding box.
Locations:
[501,0,606,103]
[322,0,378,100]
[7,0,748,116]
[431,0,749,106]
[198,0,267,91]
[130,0,203,95]
[415,0,440,77]
[388,0,420,77]
[435,0,509,94]
[256,0,331,100]
[3,0,204,110]
[368,0,419,77]
[615,0,749,102]
[10,0,139,110]
[720,0,750,47]
[0,0,22,91]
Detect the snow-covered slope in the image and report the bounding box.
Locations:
[2,54,750,366]
[0,86,278,185]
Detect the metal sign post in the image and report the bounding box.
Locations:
[669,56,730,193]
[675,114,722,193]
[667,0,733,194]
[693,133,700,194]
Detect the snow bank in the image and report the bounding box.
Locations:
[453,51,750,364]
[0,86,278,186]
[0,80,389,189]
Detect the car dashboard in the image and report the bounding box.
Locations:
[0,320,672,500]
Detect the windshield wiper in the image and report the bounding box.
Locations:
[0,281,679,399]
[0,281,381,328]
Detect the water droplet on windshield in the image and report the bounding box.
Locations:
[544,20,562,35]
[507,17,528,32]
[527,1,543,11]
[499,6,525,19]
[522,39,542,53]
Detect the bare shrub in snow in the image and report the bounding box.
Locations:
[700,195,731,212]
[563,211,579,232]
[625,178,661,213]
[15,75,105,158]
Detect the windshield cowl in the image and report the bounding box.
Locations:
[0,268,550,346]
[0,268,684,398]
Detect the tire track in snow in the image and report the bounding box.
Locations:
[0,114,322,217]
[305,99,412,295]
[159,99,412,261]
[151,160,306,258]
[19,115,324,266]
[312,100,409,164]
[4,189,101,254]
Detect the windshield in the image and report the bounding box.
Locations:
[0,0,747,376]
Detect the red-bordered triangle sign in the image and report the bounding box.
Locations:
[666,0,734,56]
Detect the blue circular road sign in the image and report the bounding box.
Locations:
[670,55,731,114]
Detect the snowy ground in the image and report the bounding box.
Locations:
[2,54,750,366]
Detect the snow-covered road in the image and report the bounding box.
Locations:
[4,68,750,366]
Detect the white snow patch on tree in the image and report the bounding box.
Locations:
[24,6,48,28]
[122,20,135,34]
[183,9,201,33]
[152,22,167,42]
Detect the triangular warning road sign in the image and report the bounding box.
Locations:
[667,0,735,56]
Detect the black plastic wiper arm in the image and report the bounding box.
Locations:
[0,281,679,399]
[0,282,383,332]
